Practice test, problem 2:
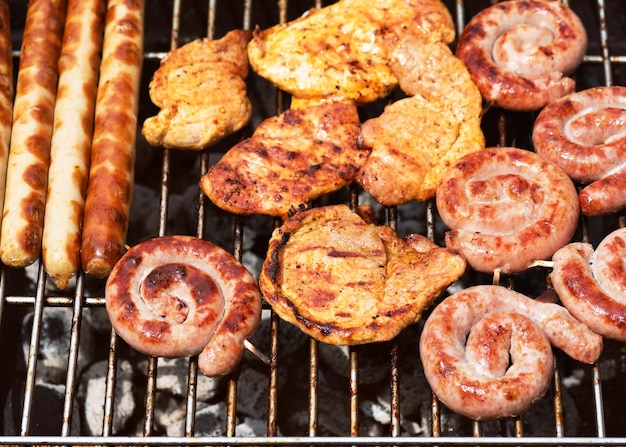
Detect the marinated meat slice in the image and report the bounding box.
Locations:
[200,103,367,217]
[142,30,252,150]
[356,36,485,205]
[259,205,467,345]
[247,0,454,107]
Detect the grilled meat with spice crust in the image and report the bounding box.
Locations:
[199,103,366,217]
[259,205,467,345]
[247,0,455,108]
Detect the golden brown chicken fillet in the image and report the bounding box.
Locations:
[356,36,485,205]
[199,103,367,217]
[247,0,455,108]
[142,30,252,150]
[259,205,467,345]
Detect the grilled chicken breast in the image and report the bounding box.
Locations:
[142,30,252,150]
[247,0,454,107]
[356,36,485,204]
[200,103,367,217]
[259,205,467,345]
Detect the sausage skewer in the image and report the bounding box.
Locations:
[42,0,107,289]
[420,285,603,421]
[80,0,144,279]
[0,0,67,268]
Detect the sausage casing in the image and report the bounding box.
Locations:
[0,1,13,242]
[42,0,106,289]
[80,0,144,278]
[435,147,579,274]
[420,285,603,420]
[0,0,66,267]
[551,228,626,341]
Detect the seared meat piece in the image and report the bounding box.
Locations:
[247,0,454,107]
[259,205,467,345]
[356,36,485,205]
[200,103,367,217]
[142,30,252,150]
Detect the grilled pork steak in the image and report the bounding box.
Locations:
[259,204,467,345]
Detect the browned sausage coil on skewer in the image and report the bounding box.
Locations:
[532,86,626,217]
[435,147,579,274]
[420,285,603,421]
[105,235,262,377]
[456,0,587,112]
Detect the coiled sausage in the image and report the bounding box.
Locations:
[456,0,587,112]
[420,285,603,420]
[551,227,626,342]
[105,235,262,377]
[533,86,626,217]
[435,147,579,274]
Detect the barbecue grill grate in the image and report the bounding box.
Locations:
[0,0,625,445]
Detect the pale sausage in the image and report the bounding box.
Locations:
[42,0,106,289]
[0,0,66,267]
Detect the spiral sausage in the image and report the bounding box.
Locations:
[456,0,587,112]
[551,227,626,342]
[419,285,603,420]
[533,86,626,216]
[435,147,579,274]
[105,235,262,377]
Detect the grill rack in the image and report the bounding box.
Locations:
[1,0,626,445]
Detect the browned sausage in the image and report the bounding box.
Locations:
[0,0,66,267]
[435,147,579,274]
[80,0,144,278]
[420,285,603,420]
[105,235,262,377]
[578,169,626,217]
[42,0,106,289]
[532,86,626,184]
[532,86,626,217]
[551,227,626,341]
[456,0,587,112]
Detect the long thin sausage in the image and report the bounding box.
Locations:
[0,0,66,268]
[0,1,13,239]
[42,0,106,289]
[80,0,144,279]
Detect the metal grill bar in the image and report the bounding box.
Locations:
[0,0,624,445]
